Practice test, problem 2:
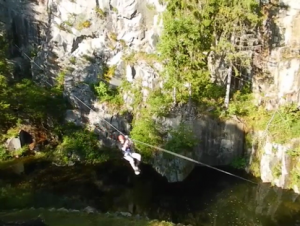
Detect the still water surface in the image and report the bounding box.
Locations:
[0,159,300,226]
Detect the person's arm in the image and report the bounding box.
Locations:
[123,139,129,149]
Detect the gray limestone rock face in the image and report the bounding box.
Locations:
[110,0,138,19]
[65,83,96,114]
[192,117,244,166]
[152,116,245,182]
[65,109,83,126]
[6,137,21,151]
[8,0,300,185]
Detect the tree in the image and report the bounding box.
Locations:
[157,0,262,108]
[209,0,262,108]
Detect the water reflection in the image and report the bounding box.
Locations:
[1,159,300,226]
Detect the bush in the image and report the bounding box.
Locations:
[230,157,248,169]
[0,145,9,161]
[94,81,123,106]
[164,123,197,154]
[54,123,114,164]
[130,116,163,160]
[146,89,173,117]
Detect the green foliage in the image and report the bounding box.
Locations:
[54,124,111,163]
[112,7,118,13]
[95,7,107,18]
[286,148,300,157]
[109,32,118,42]
[82,54,96,63]
[290,171,300,187]
[102,65,116,81]
[226,85,255,117]
[0,185,33,210]
[0,209,176,226]
[57,22,72,33]
[157,11,210,98]
[11,145,30,157]
[271,162,282,179]
[249,156,261,177]
[157,0,262,109]
[130,116,163,159]
[77,20,91,30]
[230,157,248,169]
[56,70,66,88]
[0,76,15,133]
[0,35,67,145]
[118,80,143,111]
[122,51,158,66]
[0,78,66,135]
[12,80,66,123]
[252,104,300,144]
[94,81,123,107]
[69,57,76,65]
[146,89,173,117]
[0,145,9,161]
[0,37,11,75]
[164,123,197,154]
[146,3,156,11]
[119,39,127,48]
[288,159,300,188]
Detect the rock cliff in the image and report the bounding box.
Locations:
[0,0,248,182]
[247,0,300,194]
[3,0,300,186]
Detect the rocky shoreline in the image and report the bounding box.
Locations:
[0,207,190,226]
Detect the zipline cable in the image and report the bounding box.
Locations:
[14,44,258,185]
[73,96,258,185]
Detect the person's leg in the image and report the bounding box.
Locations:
[124,154,139,171]
[131,153,141,167]
[131,153,141,162]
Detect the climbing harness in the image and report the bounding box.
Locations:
[14,44,258,185]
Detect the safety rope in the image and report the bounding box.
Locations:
[74,96,258,185]
[13,44,258,185]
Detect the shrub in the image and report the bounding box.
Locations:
[164,123,197,154]
[130,116,163,160]
[54,123,114,164]
[94,81,123,107]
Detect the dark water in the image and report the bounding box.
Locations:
[1,158,300,226]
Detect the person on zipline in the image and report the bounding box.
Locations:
[117,134,141,175]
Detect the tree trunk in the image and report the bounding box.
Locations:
[173,87,176,106]
[224,34,235,109]
[224,63,232,109]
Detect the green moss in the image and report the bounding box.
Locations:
[249,158,260,177]
[94,81,124,108]
[95,7,106,18]
[109,32,118,42]
[69,57,76,65]
[271,162,282,179]
[122,52,158,66]
[230,157,248,169]
[112,7,118,13]
[0,210,175,226]
[77,20,91,30]
[56,71,66,88]
[103,65,116,82]
[119,39,127,48]
[146,3,156,11]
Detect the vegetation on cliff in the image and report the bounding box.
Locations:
[0,209,176,226]
[1,0,300,182]
[0,33,115,164]
[127,0,263,156]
